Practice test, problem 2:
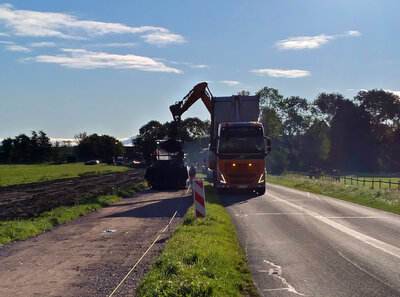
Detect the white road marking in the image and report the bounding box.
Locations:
[266,192,400,260]
[262,260,304,296]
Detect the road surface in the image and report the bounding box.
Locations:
[0,189,190,297]
[221,183,400,297]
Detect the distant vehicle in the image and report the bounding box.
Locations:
[85,160,99,165]
[116,157,124,165]
[132,159,146,168]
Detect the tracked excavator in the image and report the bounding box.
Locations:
[170,82,271,195]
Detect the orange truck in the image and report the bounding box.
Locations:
[170,82,271,195]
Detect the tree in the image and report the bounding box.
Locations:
[329,100,378,172]
[133,121,167,162]
[237,90,250,96]
[256,87,284,109]
[299,120,331,170]
[1,138,13,162]
[354,89,400,128]
[76,134,125,161]
[313,92,345,124]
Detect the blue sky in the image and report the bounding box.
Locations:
[1,0,399,141]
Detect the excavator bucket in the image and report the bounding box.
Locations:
[169,102,183,122]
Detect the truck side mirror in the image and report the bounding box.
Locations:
[265,137,271,156]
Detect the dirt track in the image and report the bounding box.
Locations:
[0,189,191,296]
[0,169,146,220]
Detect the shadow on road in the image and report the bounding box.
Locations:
[219,191,260,208]
[105,191,191,219]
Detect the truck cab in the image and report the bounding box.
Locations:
[215,122,268,194]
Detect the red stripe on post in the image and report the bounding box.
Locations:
[194,191,205,207]
[194,180,203,188]
[196,209,205,218]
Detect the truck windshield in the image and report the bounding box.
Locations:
[218,126,265,156]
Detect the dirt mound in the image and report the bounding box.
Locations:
[0,169,145,221]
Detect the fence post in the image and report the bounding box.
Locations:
[357,177,359,186]
[372,178,374,189]
[389,180,391,189]
[363,178,365,187]
[379,179,381,189]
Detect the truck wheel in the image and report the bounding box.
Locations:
[256,187,266,195]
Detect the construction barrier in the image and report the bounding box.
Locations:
[193,178,206,218]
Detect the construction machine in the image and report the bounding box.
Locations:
[170,82,271,195]
[144,138,188,190]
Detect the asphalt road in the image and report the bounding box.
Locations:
[221,183,400,297]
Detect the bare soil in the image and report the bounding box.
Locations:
[0,169,146,220]
[0,189,191,297]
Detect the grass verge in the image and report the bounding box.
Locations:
[136,183,258,297]
[267,174,400,215]
[0,182,147,246]
[0,163,130,187]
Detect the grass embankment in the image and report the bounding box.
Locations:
[0,183,147,246]
[267,174,400,215]
[137,184,258,297]
[0,163,130,186]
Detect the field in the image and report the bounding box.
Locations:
[0,163,129,187]
[0,169,146,220]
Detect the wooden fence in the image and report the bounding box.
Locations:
[293,172,400,190]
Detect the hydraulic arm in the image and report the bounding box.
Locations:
[169,82,213,121]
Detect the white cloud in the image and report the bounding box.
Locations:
[141,32,186,46]
[169,60,209,69]
[385,89,400,97]
[218,80,241,86]
[0,31,8,36]
[0,40,13,44]
[30,41,56,47]
[275,30,361,50]
[86,42,138,48]
[252,68,310,78]
[344,30,361,37]
[27,48,181,73]
[275,34,333,50]
[4,44,30,52]
[0,4,184,45]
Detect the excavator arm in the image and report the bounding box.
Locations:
[169,82,213,122]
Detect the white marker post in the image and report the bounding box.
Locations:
[193,178,206,218]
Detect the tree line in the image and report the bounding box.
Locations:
[0,131,125,163]
[257,88,400,174]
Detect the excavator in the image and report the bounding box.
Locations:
[170,82,271,195]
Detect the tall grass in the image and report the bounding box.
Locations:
[0,163,129,186]
[136,184,258,297]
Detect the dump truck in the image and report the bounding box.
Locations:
[144,138,188,190]
[170,82,271,195]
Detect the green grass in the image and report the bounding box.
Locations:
[136,183,258,297]
[0,163,130,186]
[0,183,147,246]
[266,174,400,215]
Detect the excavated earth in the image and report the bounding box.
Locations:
[0,169,146,220]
